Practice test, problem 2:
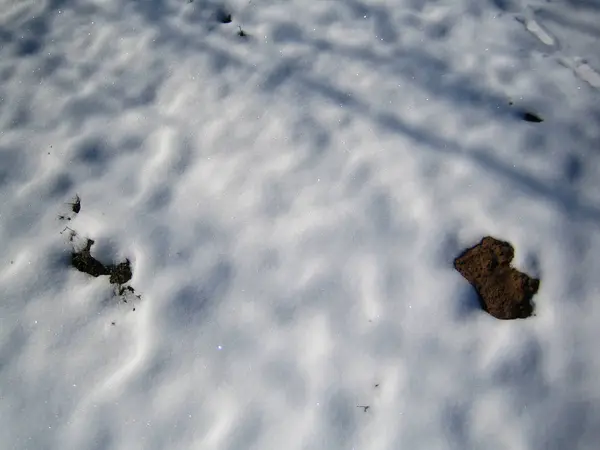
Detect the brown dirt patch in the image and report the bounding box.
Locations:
[454,236,540,320]
[71,238,132,285]
[71,239,110,277]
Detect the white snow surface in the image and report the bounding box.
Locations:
[1,0,600,448]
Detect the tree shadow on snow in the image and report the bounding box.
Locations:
[111,0,600,230]
[48,2,600,447]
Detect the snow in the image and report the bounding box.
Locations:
[1,0,600,448]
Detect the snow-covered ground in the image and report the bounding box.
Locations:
[1,0,600,448]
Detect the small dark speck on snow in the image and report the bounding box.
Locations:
[521,111,543,123]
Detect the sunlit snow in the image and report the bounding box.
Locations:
[1,0,600,449]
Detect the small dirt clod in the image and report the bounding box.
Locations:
[216,9,232,23]
[454,236,540,320]
[110,261,132,285]
[71,239,110,277]
[71,195,81,214]
[521,111,543,123]
[71,239,132,286]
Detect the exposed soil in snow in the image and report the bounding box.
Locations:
[454,236,540,320]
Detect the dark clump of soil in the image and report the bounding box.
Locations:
[453,236,540,320]
[71,195,81,214]
[71,239,132,285]
[507,101,543,123]
[59,195,81,222]
[521,111,543,123]
[109,261,132,285]
[216,8,232,23]
[71,239,110,277]
[118,285,135,296]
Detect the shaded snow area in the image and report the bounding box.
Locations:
[2,0,600,448]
